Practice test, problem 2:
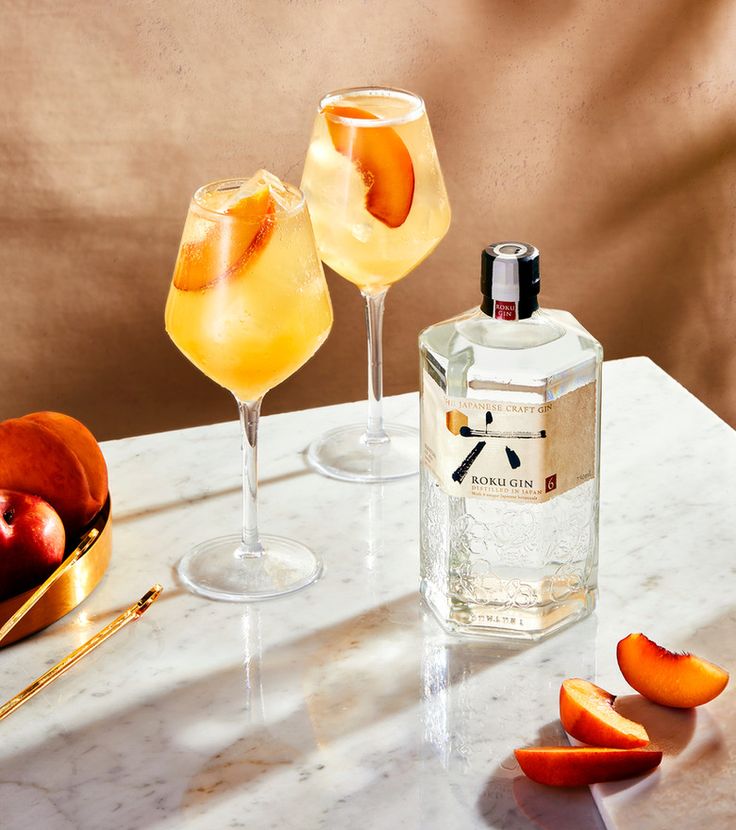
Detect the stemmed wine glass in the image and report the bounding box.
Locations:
[165,170,333,600]
[301,86,451,482]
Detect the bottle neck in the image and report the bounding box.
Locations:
[480,295,539,320]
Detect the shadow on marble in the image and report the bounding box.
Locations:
[182,593,430,809]
[6,595,728,828]
[484,603,736,830]
[594,704,729,827]
[484,695,698,829]
[0,591,542,829]
[485,711,609,830]
[0,593,418,827]
[614,694,696,755]
[509,775,606,830]
[475,707,606,829]
[22,586,186,636]
[0,587,186,660]
[425,615,601,828]
[113,468,312,525]
[181,603,563,823]
[409,611,600,828]
[591,612,736,829]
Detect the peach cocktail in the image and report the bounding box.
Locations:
[165,171,333,601]
[301,87,451,482]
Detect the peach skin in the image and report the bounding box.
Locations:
[617,633,729,708]
[23,412,108,510]
[515,746,662,787]
[0,418,97,537]
[324,104,415,228]
[173,187,275,291]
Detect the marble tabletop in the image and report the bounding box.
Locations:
[1,357,734,830]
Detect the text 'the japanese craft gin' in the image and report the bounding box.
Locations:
[419,242,602,640]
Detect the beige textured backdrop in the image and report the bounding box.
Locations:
[2,0,734,439]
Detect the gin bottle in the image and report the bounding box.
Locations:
[419,242,602,640]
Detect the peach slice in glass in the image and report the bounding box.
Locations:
[323,104,415,228]
[514,746,662,787]
[173,179,275,291]
[560,678,649,749]
[617,633,729,708]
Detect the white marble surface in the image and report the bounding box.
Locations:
[0,357,734,830]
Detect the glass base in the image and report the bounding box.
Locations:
[307,423,419,482]
[177,534,323,601]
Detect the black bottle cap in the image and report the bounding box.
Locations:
[480,242,540,319]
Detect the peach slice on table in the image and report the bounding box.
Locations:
[323,104,415,228]
[617,632,729,708]
[173,184,275,292]
[514,746,662,787]
[560,678,649,749]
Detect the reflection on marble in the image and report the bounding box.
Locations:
[420,615,604,829]
[0,359,733,829]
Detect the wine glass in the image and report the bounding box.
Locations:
[165,170,333,600]
[301,86,451,482]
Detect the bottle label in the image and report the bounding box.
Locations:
[421,371,597,503]
[493,300,517,320]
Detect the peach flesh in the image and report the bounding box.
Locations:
[323,104,415,228]
[173,189,275,291]
[560,678,649,749]
[617,633,729,708]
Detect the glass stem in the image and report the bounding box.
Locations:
[362,288,390,445]
[236,397,264,558]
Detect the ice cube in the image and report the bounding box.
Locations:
[351,222,373,243]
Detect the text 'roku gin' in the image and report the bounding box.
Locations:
[419,242,602,640]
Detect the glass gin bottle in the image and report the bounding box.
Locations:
[419,242,602,640]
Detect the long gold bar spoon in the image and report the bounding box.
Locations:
[0,584,162,722]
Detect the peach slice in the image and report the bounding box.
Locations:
[515,746,662,787]
[323,104,415,228]
[560,678,649,749]
[173,185,275,291]
[617,633,729,708]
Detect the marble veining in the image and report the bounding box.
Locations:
[0,358,733,829]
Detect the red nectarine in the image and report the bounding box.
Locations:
[0,490,65,600]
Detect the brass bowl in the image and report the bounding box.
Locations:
[0,497,112,647]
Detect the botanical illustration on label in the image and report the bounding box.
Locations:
[421,371,596,503]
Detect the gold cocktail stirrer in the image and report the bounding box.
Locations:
[0,527,101,645]
[0,584,163,723]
